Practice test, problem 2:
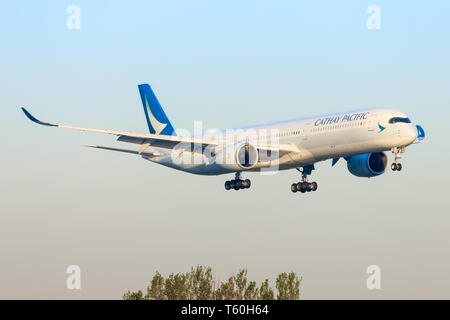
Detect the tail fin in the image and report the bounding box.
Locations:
[138,84,176,135]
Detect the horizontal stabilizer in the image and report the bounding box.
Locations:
[84,145,161,157]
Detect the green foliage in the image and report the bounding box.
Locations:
[123,290,144,300]
[244,281,259,300]
[216,275,235,300]
[145,271,165,300]
[259,279,275,300]
[276,272,302,300]
[189,266,213,300]
[123,266,301,300]
[165,272,189,300]
[234,269,248,300]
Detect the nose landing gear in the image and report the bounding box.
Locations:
[291,165,318,194]
[225,172,251,191]
[391,147,405,171]
[391,163,402,171]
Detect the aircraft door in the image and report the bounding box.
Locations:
[367,113,377,132]
[301,122,311,141]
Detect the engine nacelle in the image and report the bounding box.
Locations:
[346,152,388,177]
[214,142,259,171]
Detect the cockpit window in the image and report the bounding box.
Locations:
[389,117,411,124]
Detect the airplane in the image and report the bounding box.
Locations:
[21,83,425,194]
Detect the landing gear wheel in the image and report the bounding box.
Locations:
[225,173,251,191]
[291,165,318,194]
[306,183,312,192]
[391,147,406,172]
[300,182,309,193]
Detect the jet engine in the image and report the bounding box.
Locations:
[214,142,259,171]
[346,152,388,177]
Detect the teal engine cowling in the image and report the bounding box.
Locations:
[346,152,388,177]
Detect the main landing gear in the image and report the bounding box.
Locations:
[391,147,405,171]
[291,165,318,194]
[225,172,251,191]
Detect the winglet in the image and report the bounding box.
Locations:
[21,107,57,127]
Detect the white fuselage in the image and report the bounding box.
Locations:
[144,108,418,175]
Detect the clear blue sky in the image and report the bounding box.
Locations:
[1,1,449,299]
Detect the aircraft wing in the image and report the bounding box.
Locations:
[22,107,294,156]
[21,107,218,149]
